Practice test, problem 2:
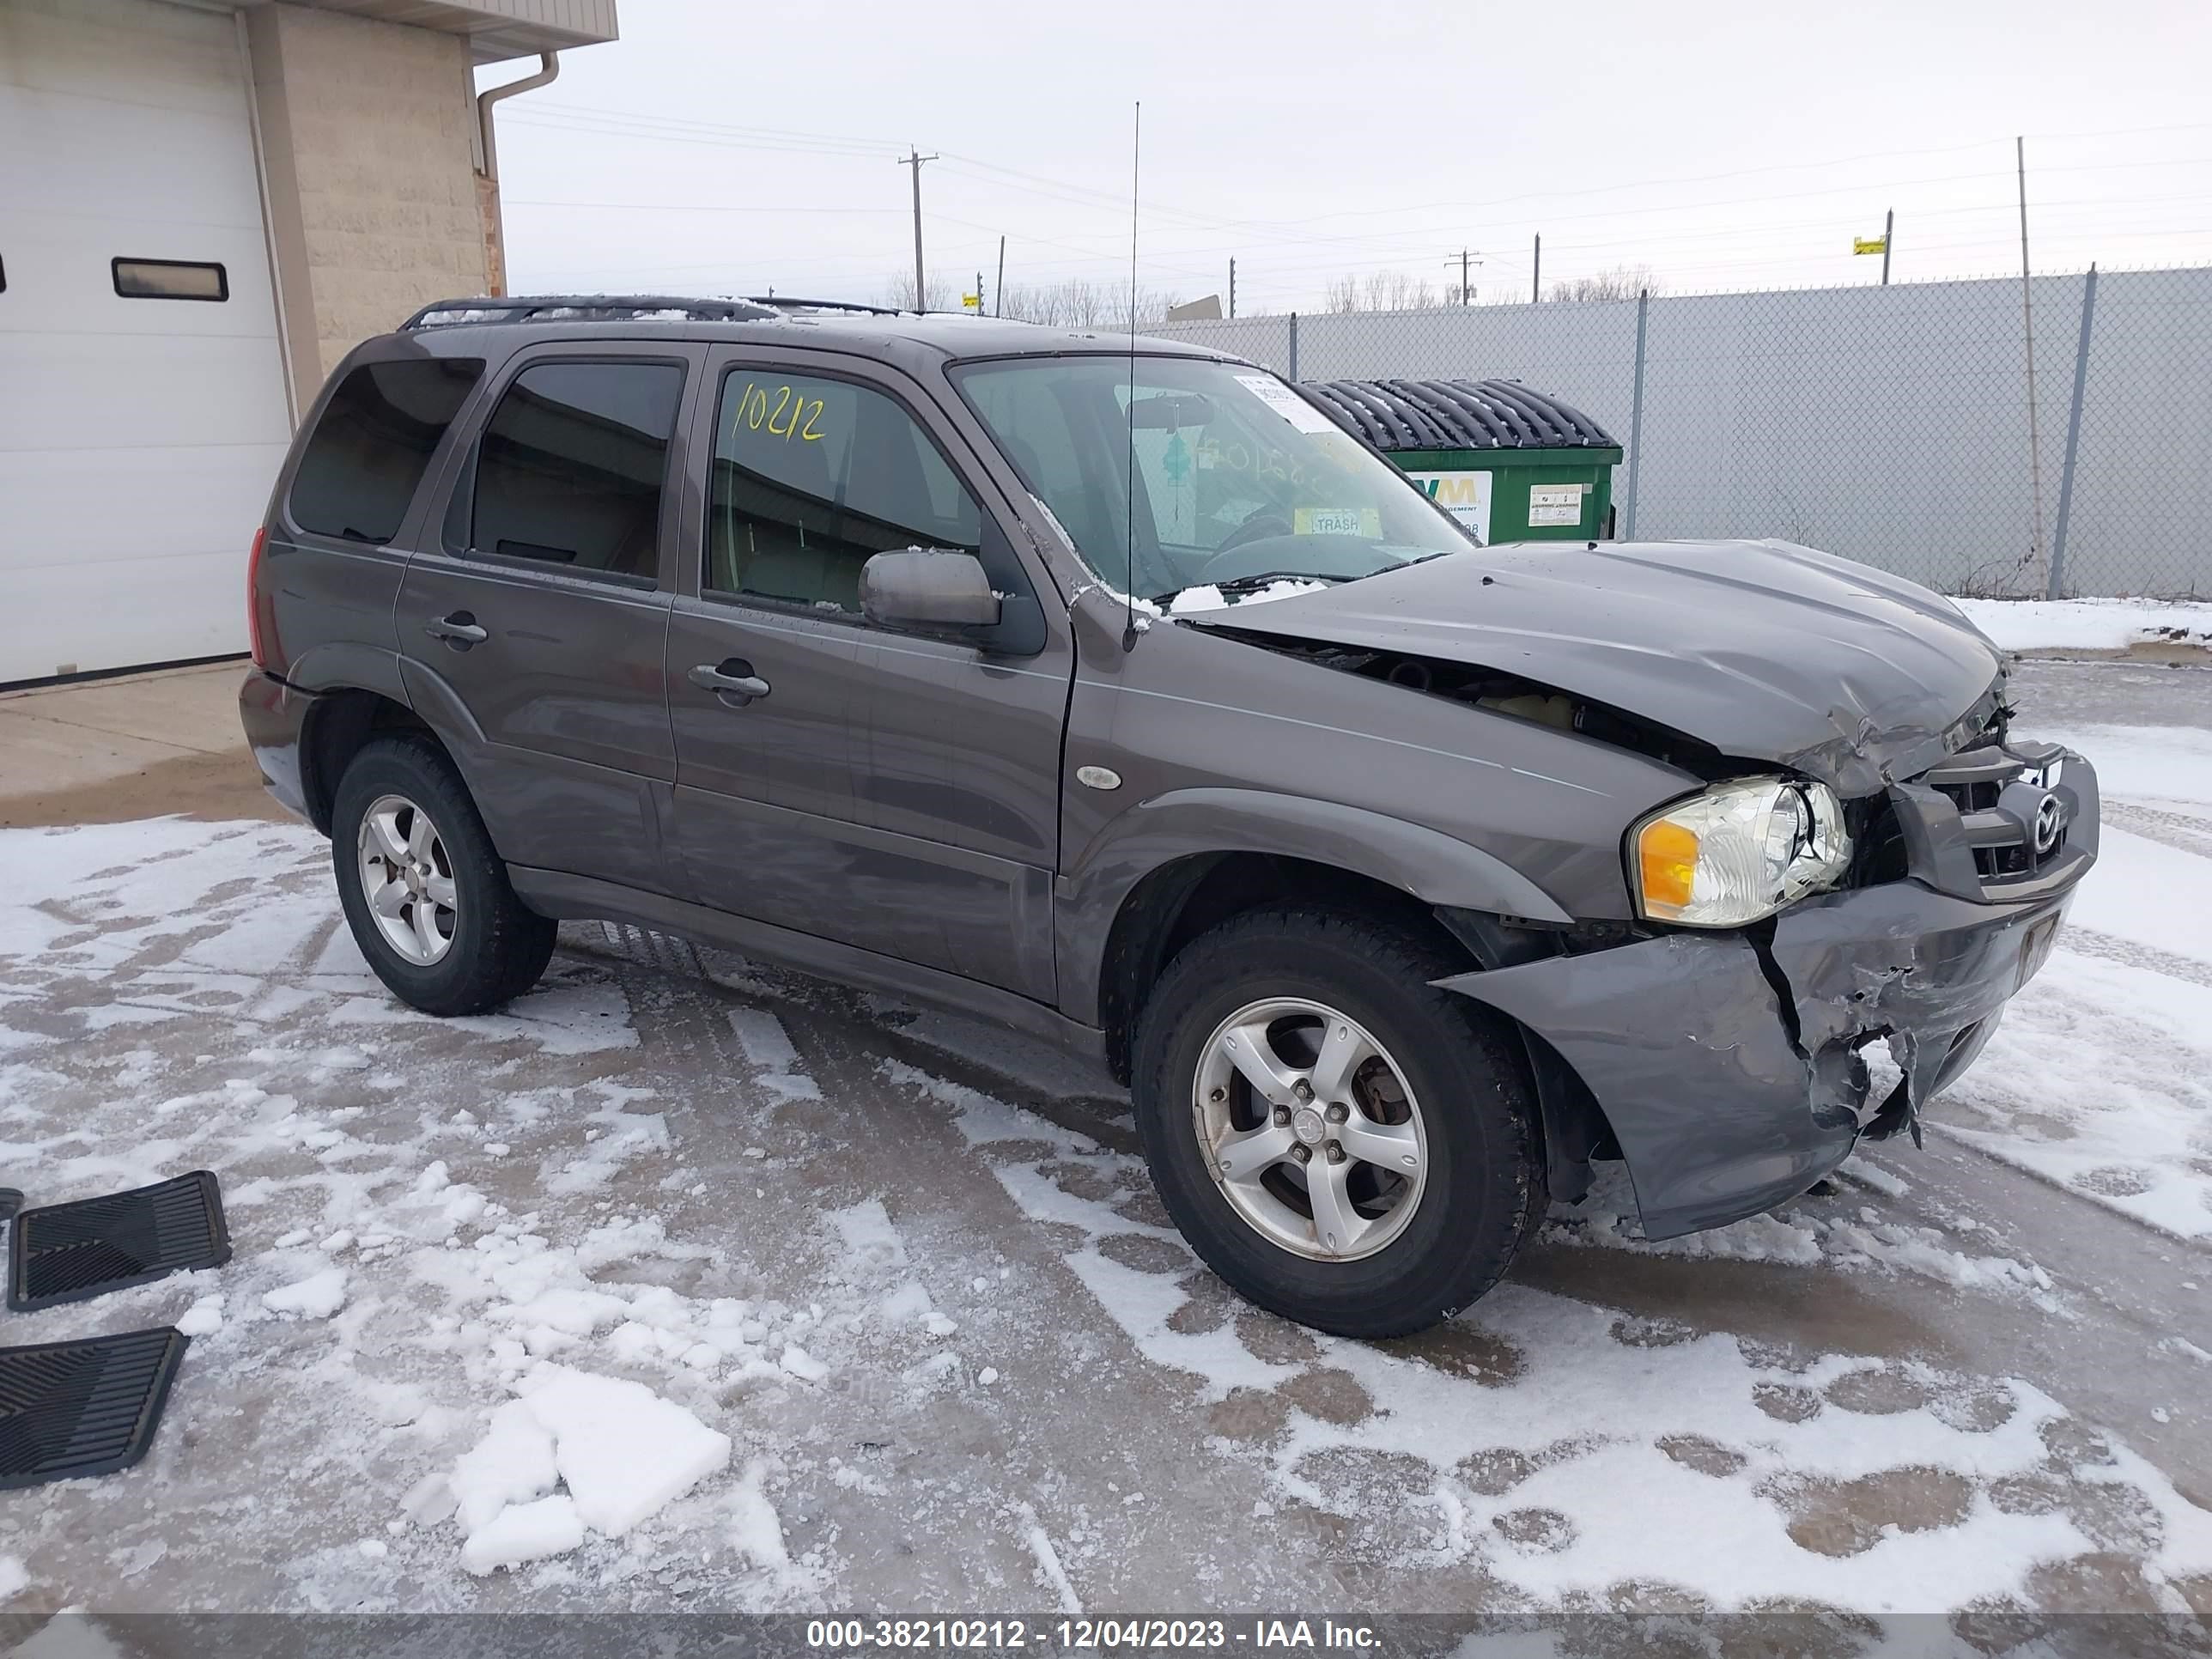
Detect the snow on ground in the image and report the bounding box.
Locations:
[912,1064,2212,1614]
[1945,949,2212,1240]
[0,793,2209,1617]
[1955,597,2212,653]
[1545,1162,2059,1298]
[1917,716,2212,1238]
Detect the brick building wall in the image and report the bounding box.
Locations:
[244,3,489,404]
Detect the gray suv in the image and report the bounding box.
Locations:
[240,294,2098,1338]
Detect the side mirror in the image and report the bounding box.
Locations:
[860,549,1001,632]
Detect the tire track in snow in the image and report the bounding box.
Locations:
[2060,925,2212,989]
[2104,801,2212,862]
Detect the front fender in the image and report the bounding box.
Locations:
[1055,785,1571,1026]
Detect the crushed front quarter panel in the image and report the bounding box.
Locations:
[1437,930,1855,1240]
[1437,862,2086,1240]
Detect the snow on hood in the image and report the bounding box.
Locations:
[1164,579,1334,616]
[1185,539,2008,795]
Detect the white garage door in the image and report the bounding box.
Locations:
[0,0,293,684]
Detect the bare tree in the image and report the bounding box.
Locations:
[1364,270,1438,312]
[1325,270,1443,312]
[879,270,961,312]
[995,278,1184,330]
[1547,264,1664,302]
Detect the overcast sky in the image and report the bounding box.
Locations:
[484,0,2212,313]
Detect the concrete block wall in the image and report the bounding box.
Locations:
[245,3,488,405]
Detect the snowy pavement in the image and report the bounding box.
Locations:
[1954,597,2212,654]
[1,663,2209,1625]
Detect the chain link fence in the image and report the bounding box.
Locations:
[1155,265,2212,599]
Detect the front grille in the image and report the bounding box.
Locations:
[1915,739,2075,890]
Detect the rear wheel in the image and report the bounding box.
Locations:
[331,736,554,1016]
[1132,907,1543,1338]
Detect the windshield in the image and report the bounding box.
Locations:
[950,356,1474,604]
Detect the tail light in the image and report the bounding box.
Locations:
[246,526,269,667]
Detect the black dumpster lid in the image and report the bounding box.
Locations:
[1299,377,1616,452]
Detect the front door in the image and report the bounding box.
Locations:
[398,347,699,892]
[665,349,1069,1000]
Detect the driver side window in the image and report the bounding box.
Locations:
[706,368,981,613]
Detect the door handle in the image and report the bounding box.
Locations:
[688,660,771,704]
[425,612,489,647]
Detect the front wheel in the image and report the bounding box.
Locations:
[331,735,555,1017]
[1131,908,1544,1338]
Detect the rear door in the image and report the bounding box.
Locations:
[398,343,702,893]
[664,347,1069,999]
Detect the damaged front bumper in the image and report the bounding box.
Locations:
[1437,749,2100,1241]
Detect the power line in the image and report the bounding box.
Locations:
[506,100,2212,257]
[489,98,2212,308]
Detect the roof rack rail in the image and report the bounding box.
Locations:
[740,295,902,316]
[400,295,779,330]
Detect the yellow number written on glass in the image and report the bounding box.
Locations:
[733,383,828,442]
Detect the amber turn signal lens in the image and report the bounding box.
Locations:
[1638,819,1700,914]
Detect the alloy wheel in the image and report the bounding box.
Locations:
[1191,997,1429,1261]
[356,793,458,966]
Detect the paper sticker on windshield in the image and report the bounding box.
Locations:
[1235,374,1338,434]
[1294,506,1380,538]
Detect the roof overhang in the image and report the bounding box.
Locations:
[236,0,617,64]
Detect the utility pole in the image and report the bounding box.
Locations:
[995,234,1006,316]
[897,147,938,308]
[1881,208,1893,286]
[1532,234,1541,303]
[1444,248,1480,305]
[1228,257,1237,319]
[2016,135,2048,592]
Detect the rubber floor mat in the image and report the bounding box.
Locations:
[0,1328,188,1490]
[9,1172,230,1311]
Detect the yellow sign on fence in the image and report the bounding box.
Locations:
[1853,236,1887,256]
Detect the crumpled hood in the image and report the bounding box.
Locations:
[1187,539,2008,795]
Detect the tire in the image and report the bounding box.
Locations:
[331,734,556,1017]
[1131,907,1544,1339]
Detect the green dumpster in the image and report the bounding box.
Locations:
[1299,378,1621,544]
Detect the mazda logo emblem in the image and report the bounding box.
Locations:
[2031,792,2063,855]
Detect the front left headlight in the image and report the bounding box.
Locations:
[1630,776,1853,927]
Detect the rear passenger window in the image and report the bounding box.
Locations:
[708,368,981,612]
[290,359,483,544]
[470,361,684,581]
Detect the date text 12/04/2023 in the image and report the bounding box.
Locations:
[805,1620,1382,1650]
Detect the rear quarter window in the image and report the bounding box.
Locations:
[290,359,484,544]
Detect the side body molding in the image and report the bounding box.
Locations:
[1055,786,1572,1028]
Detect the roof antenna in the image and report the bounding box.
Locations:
[1121,100,1142,653]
